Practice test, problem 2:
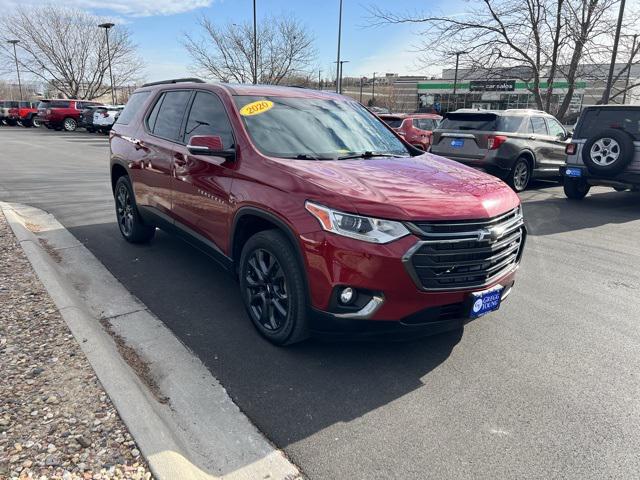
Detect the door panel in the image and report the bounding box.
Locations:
[171,91,236,253]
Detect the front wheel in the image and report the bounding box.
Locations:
[63,117,77,132]
[563,178,591,200]
[114,176,156,243]
[239,230,309,346]
[506,157,532,192]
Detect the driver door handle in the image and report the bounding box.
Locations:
[174,153,187,167]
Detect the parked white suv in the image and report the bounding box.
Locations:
[562,105,640,199]
[93,105,125,132]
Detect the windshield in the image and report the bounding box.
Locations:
[234,95,409,160]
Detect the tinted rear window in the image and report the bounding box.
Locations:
[576,108,640,140]
[116,91,152,125]
[382,118,403,128]
[414,118,440,131]
[150,90,191,141]
[439,113,523,132]
[439,113,498,131]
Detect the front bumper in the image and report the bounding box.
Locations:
[300,230,520,331]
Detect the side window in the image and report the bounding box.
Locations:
[546,118,565,139]
[146,93,164,132]
[76,102,84,110]
[151,90,192,142]
[530,117,548,135]
[183,91,234,148]
[117,91,151,125]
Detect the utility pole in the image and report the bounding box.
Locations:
[603,0,626,104]
[453,51,466,95]
[253,0,258,84]
[98,23,116,104]
[7,40,22,101]
[623,34,638,104]
[335,0,343,93]
[372,72,377,104]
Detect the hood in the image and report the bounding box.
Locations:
[278,153,520,221]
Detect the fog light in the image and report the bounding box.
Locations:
[339,287,356,304]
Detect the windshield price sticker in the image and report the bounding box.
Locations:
[240,100,274,116]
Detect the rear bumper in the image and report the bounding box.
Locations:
[561,165,640,187]
[433,152,514,175]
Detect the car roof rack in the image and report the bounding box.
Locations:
[142,78,205,87]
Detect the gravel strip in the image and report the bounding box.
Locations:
[0,211,153,480]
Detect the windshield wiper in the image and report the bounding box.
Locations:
[280,154,332,160]
[337,151,405,160]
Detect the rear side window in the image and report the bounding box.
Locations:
[117,91,151,125]
[439,113,497,131]
[530,117,548,135]
[150,90,191,142]
[183,92,234,148]
[576,109,640,140]
[496,116,524,133]
[546,118,566,138]
[49,101,70,108]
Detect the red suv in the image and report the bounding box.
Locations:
[8,101,40,127]
[38,99,102,131]
[110,79,526,345]
[379,113,442,150]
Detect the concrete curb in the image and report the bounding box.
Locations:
[1,202,302,480]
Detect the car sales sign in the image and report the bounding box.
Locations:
[469,80,516,92]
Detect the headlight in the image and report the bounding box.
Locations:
[305,201,410,244]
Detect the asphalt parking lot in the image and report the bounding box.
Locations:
[1,126,639,479]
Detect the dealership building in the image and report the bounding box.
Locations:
[385,64,640,114]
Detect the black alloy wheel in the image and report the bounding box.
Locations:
[245,248,289,332]
[114,176,155,243]
[239,230,309,345]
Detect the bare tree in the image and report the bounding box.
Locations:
[0,5,141,100]
[369,0,639,120]
[183,14,316,85]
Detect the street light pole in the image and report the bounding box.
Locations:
[359,77,364,103]
[253,0,258,84]
[453,51,465,95]
[98,23,116,105]
[7,40,22,101]
[339,60,349,94]
[623,34,638,104]
[335,0,343,93]
[603,0,626,104]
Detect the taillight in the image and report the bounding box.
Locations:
[565,143,577,155]
[487,135,507,150]
[102,112,109,117]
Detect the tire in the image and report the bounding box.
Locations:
[582,128,634,177]
[63,117,77,132]
[506,157,532,192]
[6,118,17,126]
[239,230,309,346]
[563,178,591,200]
[114,176,156,243]
[32,117,41,128]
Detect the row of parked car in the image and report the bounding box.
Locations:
[0,99,124,133]
[378,106,640,196]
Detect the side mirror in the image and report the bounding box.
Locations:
[187,135,235,160]
[564,131,573,140]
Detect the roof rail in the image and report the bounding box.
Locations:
[142,78,205,87]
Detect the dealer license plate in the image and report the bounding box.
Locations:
[469,286,503,319]
[565,167,582,177]
[450,138,464,149]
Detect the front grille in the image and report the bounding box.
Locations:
[403,207,526,291]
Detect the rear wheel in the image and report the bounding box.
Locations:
[563,178,591,200]
[31,117,41,128]
[506,157,532,192]
[63,117,77,132]
[239,230,309,346]
[114,176,156,243]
